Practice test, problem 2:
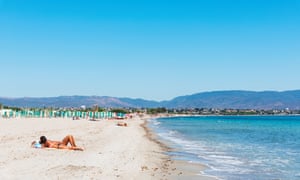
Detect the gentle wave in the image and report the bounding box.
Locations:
[149,116,300,180]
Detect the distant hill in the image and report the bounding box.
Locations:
[161,90,300,109]
[1,90,300,109]
[0,96,159,108]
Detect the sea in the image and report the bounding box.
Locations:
[148,115,300,180]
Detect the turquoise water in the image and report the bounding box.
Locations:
[148,116,300,180]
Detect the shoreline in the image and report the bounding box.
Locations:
[147,114,300,180]
[0,114,216,179]
[143,114,217,180]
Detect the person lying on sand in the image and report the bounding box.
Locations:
[117,122,128,127]
[31,135,84,151]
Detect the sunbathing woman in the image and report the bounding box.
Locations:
[32,135,84,151]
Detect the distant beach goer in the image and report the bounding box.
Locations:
[117,122,128,127]
[31,135,84,151]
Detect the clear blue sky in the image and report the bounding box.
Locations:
[0,0,299,101]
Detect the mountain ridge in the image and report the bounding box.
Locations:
[1,90,300,109]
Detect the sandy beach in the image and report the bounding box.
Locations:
[0,115,214,180]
